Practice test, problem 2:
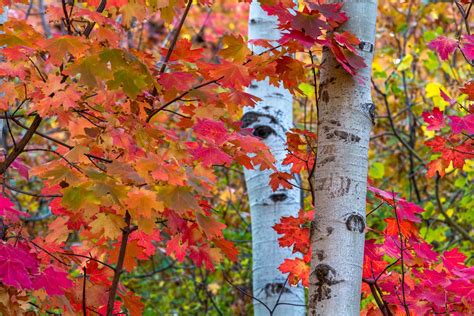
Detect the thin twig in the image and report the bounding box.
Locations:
[159,0,193,74]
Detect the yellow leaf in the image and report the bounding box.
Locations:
[90,213,126,240]
[125,188,164,219]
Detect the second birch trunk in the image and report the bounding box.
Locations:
[243,1,305,315]
[309,1,378,315]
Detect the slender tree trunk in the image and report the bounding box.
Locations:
[308,1,377,315]
[243,2,305,315]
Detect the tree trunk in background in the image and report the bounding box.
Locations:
[243,1,305,315]
[308,1,377,315]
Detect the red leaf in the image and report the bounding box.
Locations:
[460,81,474,100]
[428,36,458,61]
[279,257,310,287]
[213,238,239,261]
[161,39,203,63]
[159,72,196,91]
[196,213,226,239]
[384,218,418,238]
[187,143,233,167]
[269,172,294,191]
[422,107,445,131]
[193,119,229,145]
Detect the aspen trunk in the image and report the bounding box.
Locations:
[309,1,377,315]
[243,1,305,315]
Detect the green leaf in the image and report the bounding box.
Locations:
[369,162,385,179]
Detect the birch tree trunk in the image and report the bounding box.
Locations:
[243,1,305,315]
[308,1,377,315]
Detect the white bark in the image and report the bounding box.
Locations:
[243,2,305,316]
[308,1,377,315]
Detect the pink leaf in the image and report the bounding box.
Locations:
[449,114,474,134]
[0,196,29,223]
[428,36,458,61]
[33,266,73,295]
[442,248,466,271]
[461,34,474,61]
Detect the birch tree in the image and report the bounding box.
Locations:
[308,0,378,315]
[243,1,305,315]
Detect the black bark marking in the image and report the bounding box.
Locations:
[333,130,361,143]
[362,102,376,125]
[270,193,287,202]
[263,282,291,298]
[273,92,284,97]
[320,144,336,155]
[326,227,334,235]
[329,120,341,126]
[321,90,329,103]
[263,106,270,110]
[253,125,275,139]
[241,112,277,128]
[311,264,343,302]
[316,250,325,261]
[317,155,335,167]
[344,212,365,233]
[314,175,352,198]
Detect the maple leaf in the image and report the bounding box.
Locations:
[0,242,38,289]
[196,213,226,239]
[279,258,310,287]
[307,3,347,25]
[161,39,203,63]
[460,81,474,100]
[158,186,200,212]
[193,119,230,145]
[213,238,238,261]
[38,36,89,65]
[158,72,196,92]
[219,34,251,62]
[0,195,29,223]
[291,10,325,39]
[166,235,188,262]
[422,107,445,131]
[124,188,164,219]
[269,172,294,191]
[33,266,73,296]
[384,218,418,238]
[442,248,466,271]
[188,144,233,167]
[122,291,144,316]
[205,61,251,88]
[446,278,474,299]
[461,34,474,61]
[274,210,313,253]
[449,114,474,134]
[129,230,161,257]
[428,36,458,61]
[90,213,126,240]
